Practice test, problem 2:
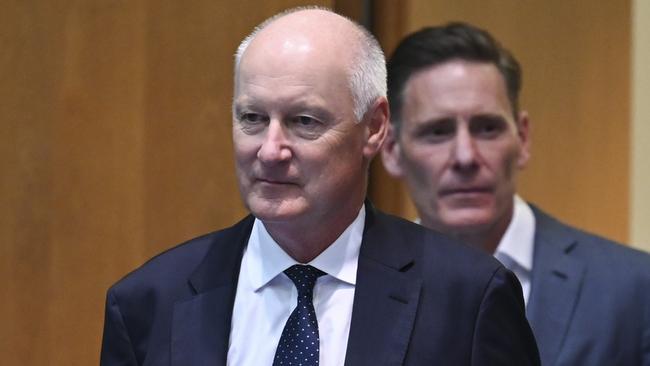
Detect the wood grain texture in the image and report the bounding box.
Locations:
[370,0,631,243]
[0,1,330,365]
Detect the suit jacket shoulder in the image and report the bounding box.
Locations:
[527,205,650,366]
[101,215,254,366]
[344,208,540,365]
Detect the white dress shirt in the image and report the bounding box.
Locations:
[227,205,365,366]
[494,195,536,306]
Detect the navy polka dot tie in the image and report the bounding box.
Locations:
[273,264,326,366]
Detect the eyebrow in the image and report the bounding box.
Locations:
[287,104,335,120]
[413,113,507,125]
[468,113,507,122]
[232,103,251,116]
[415,116,456,127]
[234,98,336,121]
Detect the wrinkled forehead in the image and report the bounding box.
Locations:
[233,47,353,115]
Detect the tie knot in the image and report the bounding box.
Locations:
[284,264,325,295]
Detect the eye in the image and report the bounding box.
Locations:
[236,112,269,134]
[290,115,319,127]
[470,116,507,138]
[239,112,268,124]
[287,115,326,140]
[414,119,455,142]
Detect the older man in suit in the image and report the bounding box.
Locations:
[100,9,540,366]
[382,22,650,366]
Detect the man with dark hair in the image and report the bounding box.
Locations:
[382,22,650,366]
[100,11,540,366]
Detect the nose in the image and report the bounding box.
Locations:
[257,120,292,164]
[451,126,479,173]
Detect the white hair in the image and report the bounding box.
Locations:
[233,7,387,121]
[347,26,387,120]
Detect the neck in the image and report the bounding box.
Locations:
[264,201,364,263]
[425,209,514,255]
[453,227,504,254]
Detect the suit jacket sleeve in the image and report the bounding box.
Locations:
[100,289,139,366]
[471,266,540,365]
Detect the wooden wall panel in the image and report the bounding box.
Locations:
[0,1,331,365]
[370,0,631,243]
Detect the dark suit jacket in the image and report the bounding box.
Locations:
[527,206,650,366]
[100,206,540,365]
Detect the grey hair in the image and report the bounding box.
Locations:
[233,7,387,121]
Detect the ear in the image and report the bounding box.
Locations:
[516,110,531,169]
[380,121,404,178]
[362,97,389,159]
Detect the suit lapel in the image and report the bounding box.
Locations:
[171,216,254,366]
[526,207,585,366]
[171,286,236,366]
[345,206,422,366]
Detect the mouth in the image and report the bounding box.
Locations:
[255,178,299,186]
[439,186,493,197]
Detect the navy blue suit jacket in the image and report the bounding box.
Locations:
[100,206,539,365]
[526,206,650,365]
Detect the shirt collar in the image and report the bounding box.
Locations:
[494,195,536,272]
[244,205,365,291]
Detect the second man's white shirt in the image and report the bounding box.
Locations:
[494,195,536,305]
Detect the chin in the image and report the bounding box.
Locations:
[440,208,496,231]
[246,196,308,223]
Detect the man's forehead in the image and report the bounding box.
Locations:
[234,65,352,114]
[403,61,511,111]
[409,61,503,89]
[237,41,353,96]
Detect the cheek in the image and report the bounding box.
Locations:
[479,140,519,176]
[484,145,521,191]
[233,134,260,162]
[315,130,364,166]
[403,146,446,187]
[501,146,523,179]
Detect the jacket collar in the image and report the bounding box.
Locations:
[172,215,253,366]
[526,205,585,366]
[170,204,424,366]
[344,203,422,366]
